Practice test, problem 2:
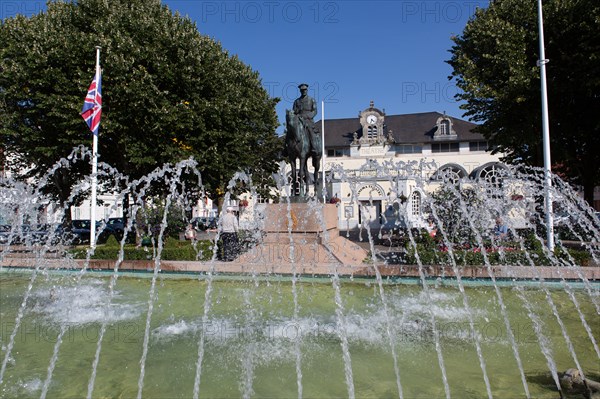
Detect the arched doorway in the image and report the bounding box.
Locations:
[357,183,386,227]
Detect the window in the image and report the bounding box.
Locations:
[396,144,422,154]
[411,191,421,217]
[478,163,506,197]
[367,126,377,139]
[256,195,268,204]
[437,168,461,183]
[440,119,450,135]
[431,143,459,153]
[327,148,349,157]
[433,164,467,183]
[434,116,457,140]
[469,141,488,151]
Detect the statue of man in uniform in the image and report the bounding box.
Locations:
[291,83,323,199]
[293,83,319,155]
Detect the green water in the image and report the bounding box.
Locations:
[0,272,598,398]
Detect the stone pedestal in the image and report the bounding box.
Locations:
[237,202,368,267]
[262,203,337,234]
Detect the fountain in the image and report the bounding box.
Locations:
[0,148,599,398]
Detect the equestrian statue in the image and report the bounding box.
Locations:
[284,83,323,199]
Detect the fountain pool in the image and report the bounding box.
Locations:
[1,151,599,398]
[0,271,598,398]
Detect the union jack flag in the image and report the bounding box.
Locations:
[81,70,102,135]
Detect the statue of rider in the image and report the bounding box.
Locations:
[293,83,320,156]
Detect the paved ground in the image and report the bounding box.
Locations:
[195,228,406,263]
[338,229,407,263]
[3,228,598,280]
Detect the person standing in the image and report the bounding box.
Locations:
[220,207,239,261]
[185,223,197,240]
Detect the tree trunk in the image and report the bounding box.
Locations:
[582,176,596,209]
[217,195,224,215]
[53,168,72,226]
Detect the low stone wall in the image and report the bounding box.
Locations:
[2,257,599,281]
[353,264,600,280]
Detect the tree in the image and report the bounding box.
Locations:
[447,0,600,206]
[428,186,488,245]
[0,0,281,211]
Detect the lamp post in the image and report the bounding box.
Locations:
[537,0,554,251]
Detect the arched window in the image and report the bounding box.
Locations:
[434,116,456,139]
[474,162,509,198]
[432,164,467,184]
[440,119,450,135]
[411,191,421,217]
[367,125,377,139]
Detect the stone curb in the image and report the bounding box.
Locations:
[1,258,599,281]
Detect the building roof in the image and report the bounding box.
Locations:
[316,111,483,147]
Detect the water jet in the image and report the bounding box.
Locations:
[0,151,598,398]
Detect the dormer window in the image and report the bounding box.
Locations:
[434,114,457,140]
[440,119,450,135]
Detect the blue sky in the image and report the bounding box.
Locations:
[2,0,490,132]
[161,0,490,132]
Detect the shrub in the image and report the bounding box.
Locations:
[104,234,120,247]
[559,247,592,266]
[403,243,556,266]
[71,240,215,261]
[135,200,188,240]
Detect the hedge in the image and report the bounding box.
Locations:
[70,237,216,261]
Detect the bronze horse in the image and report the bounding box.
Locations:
[285,109,310,196]
[285,109,322,198]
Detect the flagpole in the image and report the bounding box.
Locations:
[537,0,554,251]
[90,46,101,248]
[321,100,326,203]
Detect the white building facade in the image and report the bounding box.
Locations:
[305,102,508,230]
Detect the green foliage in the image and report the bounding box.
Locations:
[561,248,592,267]
[72,239,214,261]
[164,236,180,248]
[447,0,600,205]
[0,0,282,207]
[401,228,569,266]
[135,198,190,239]
[404,245,556,266]
[428,186,490,245]
[104,234,119,247]
[521,229,544,252]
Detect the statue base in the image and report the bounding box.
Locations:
[237,203,368,267]
[287,195,325,204]
[261,203,337,233]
